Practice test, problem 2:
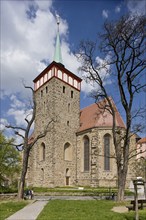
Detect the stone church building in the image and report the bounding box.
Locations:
[27,21,135,188]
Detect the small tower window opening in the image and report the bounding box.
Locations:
[46,86,48,93]
[40,142,45,161]
[67,121,69,126]
[68,103,70,113]
[71,91,73,98]
[63,86,65,93]
[41,90,43,97]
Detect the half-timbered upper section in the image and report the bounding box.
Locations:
[33,61,82,91]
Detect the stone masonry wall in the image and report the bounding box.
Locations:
[27,76,80,187]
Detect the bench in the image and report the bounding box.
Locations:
[126,199,146,211]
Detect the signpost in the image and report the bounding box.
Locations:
[133,178,144,220]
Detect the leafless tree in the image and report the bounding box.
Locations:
[77,15,146,201]
[6,85,55,199]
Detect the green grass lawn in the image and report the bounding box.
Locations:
[0,200,29,220]
[37,200,146,220]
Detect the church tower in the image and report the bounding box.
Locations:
[27,17,82,187]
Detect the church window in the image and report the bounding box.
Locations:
[40,142,45,161]
[41,90,43,97]
[71,91,73,98]
[46,86,48,93]
[63,86,65,93]
[83,136,90,171]
[64,142,72,161]
[104,134,110,171]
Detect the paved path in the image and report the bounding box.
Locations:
[6,200,48,220]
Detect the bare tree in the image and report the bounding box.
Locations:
[6,85,55,199]
[77,15,146,201]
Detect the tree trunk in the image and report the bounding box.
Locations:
[117,175,125,201]
[117,164,128,201]
[17,148,30,199]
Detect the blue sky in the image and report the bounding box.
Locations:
[0,0,146,139]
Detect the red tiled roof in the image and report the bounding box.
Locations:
[137,137,146,144]
[79,99,125,132]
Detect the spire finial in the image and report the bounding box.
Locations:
[56,14,60,29]
[53,13,63,64]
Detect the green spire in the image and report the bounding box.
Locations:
[54,15,63,64]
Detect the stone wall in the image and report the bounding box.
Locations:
[27,76,80,187]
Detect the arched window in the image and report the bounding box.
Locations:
[104,134,110,171]
[64,143,72,161]
[40,142,45,161]
[83,136,90,171]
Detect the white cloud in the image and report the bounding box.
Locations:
[35,0,52,10]
[6,94,33,128]
[7,108,31,127]
[127,0,146,16]
[95,55,111,82]
[115,5,121,13]
[10,95,26,109]
[102,10,109,18]
[0,118,9,131]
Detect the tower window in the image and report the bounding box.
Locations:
[46,86,48,93]
[68,103,70,113]
[41,90,43,97]
[40,142,45,161]
[71,91,73,98]
[63,86,65,93]
[67,121,69,126]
